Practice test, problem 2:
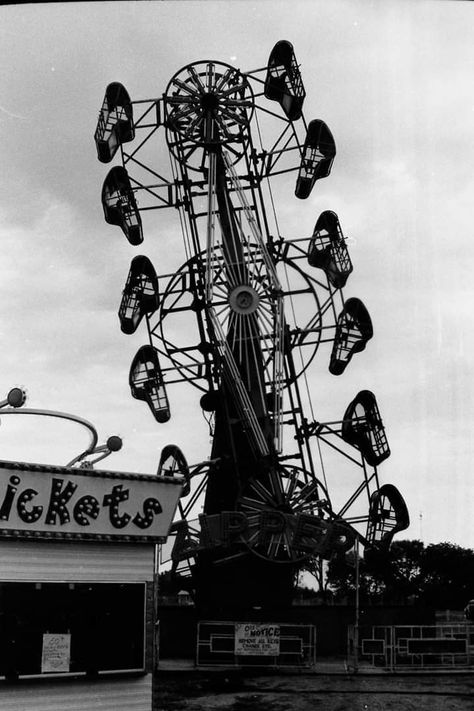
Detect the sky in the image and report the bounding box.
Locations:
[0,0,473,550]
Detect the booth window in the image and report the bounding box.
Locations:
[0,582,145,680]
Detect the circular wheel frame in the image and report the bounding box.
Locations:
[237,464,331,564]
[164,60,254,171]
[150,251,322,395]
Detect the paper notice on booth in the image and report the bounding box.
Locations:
[41,633,71,673]
[234,623,280,656]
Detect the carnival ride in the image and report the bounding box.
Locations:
[94,40,409,612]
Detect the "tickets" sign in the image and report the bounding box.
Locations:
[0,461,182,542]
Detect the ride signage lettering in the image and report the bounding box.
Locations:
[172,510,355,563]
[0,461,182,542]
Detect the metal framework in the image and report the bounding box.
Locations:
[94,40,409,611]
[196,621,316,668]
[349,624,474,671]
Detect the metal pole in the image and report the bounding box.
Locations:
[354,534,360,673]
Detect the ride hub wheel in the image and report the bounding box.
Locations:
[164,60,254,170]
[237,464,331,564]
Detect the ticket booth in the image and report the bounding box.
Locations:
[0,459,181,711]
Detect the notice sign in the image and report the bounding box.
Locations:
[41,633,71,673]
[234,624,280,656]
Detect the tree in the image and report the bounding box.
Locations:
[373,539,425,603]
[325,545,393,603]
[422,542,474,608]
[326,539,474,608]
[299,557,333,601]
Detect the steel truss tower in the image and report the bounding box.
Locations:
[94,41,409,614]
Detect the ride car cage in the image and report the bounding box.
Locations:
[157,444,191,496]
[320,519,356,559]
[119,255,159,335]
[264,40,306,121]
[365,484,409,548]
[329,297,373,375]
[308,210,353,289]
[341,389,390,466]
[295,120,336,199]
[94,82,135,163]
[170,519,199,570]
[129,345,170,423]
[101,165,143,246]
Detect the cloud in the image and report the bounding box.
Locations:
[0,0,473,549]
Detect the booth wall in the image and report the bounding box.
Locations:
[0,677,152,711]
[0,540,154,581]
[0,540,156,711]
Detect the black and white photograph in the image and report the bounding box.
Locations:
[0,1,473,709]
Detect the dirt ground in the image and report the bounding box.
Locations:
[154,669,474,711]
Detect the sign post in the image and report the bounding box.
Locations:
[354,534,360,673]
